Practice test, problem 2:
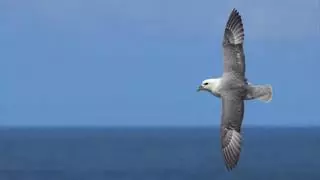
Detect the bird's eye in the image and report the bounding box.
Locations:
[204,83,208,86]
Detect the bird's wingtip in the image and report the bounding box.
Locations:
[231,8,239,14]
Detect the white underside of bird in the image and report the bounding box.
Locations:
[199,77,273,103]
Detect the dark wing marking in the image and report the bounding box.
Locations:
[223,8,246,78]
[220,93,245,171]
[223,8,244,46]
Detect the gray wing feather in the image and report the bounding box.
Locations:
[220,94,244,171]
[223,8,244,45]
[223,8,246,78]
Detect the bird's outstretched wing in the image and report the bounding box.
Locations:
[220,94,245,171]
[222,8,246,78]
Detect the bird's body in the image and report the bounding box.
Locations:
[197,8,273,171]
[201,77,272,102]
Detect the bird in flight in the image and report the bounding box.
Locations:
[197,8,273,171]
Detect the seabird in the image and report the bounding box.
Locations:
[197,8,273,171]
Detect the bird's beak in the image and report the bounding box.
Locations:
[197,85,204,92]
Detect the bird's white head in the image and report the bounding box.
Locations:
[197,78,222,97]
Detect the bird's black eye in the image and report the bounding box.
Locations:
[204,82,208,86]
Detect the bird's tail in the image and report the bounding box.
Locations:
[246,84,273,103]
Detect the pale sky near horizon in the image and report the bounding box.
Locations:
[0,0,320,126]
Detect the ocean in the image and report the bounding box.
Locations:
[0,127,319,180]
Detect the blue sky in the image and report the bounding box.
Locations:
[0,0,319,126]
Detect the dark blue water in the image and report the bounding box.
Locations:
[0,127,319,180]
